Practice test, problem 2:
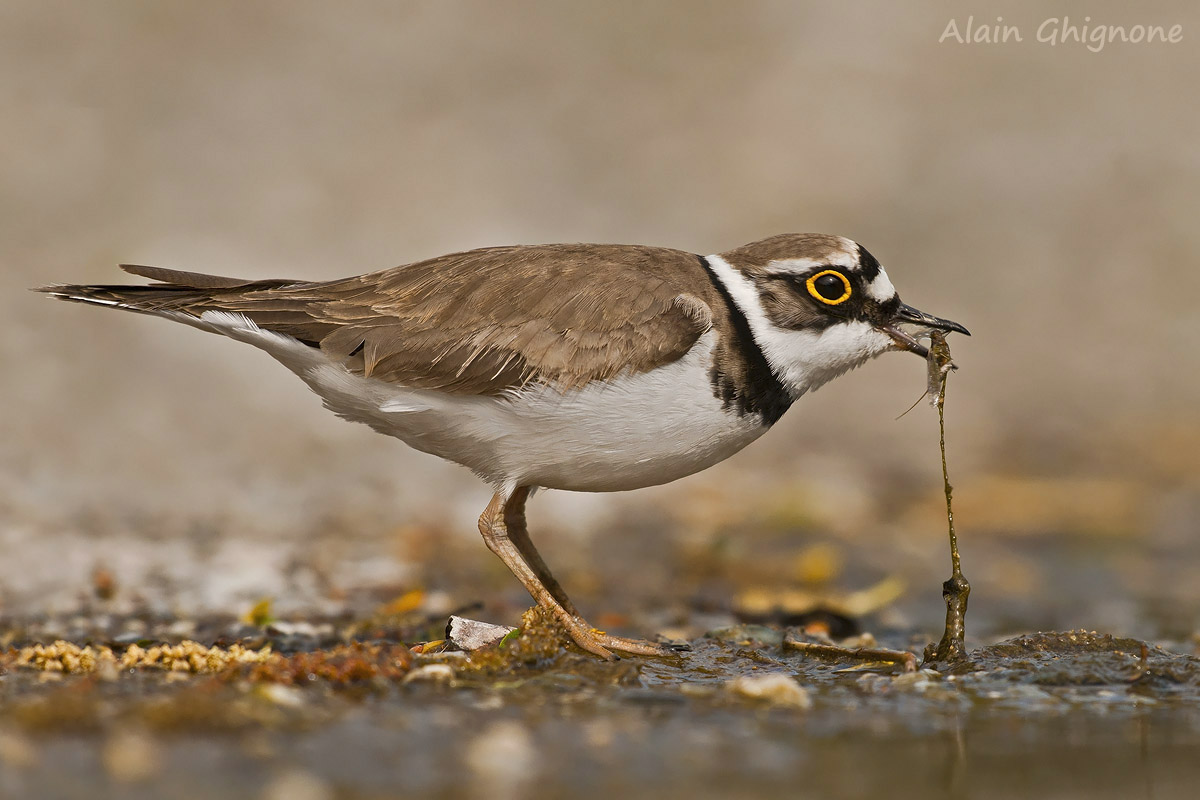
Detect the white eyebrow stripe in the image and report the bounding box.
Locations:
[763,257,825,274]
[765,252,857,275]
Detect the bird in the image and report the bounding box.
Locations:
[38,233,968,660]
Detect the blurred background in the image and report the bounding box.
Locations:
[2,0,1197,642]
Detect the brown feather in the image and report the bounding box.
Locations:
[118,264,267,289]
[71,244,721,396]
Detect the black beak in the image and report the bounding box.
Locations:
[880,303,970,358]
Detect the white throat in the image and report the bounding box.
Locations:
[704,254,894,397]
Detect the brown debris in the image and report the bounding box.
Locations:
[13,640,273,675]
[784,630,918,673]
[245,642,413,685]
[454,607,576,676]
[7,639,414,686]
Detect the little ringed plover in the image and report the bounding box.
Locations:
[39,233,968,659]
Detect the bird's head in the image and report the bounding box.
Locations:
[707,234,969,397]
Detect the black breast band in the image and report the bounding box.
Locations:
[695,255,792,425]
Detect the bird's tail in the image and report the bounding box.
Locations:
[34,264,293,317]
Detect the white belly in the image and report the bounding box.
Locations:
[197,315,768,492]
[318,332,768,491]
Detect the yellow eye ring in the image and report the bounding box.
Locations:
[806,270,852,305]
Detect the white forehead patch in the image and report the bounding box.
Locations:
[866,268,897,302]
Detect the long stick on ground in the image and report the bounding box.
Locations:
[925,331,970,665]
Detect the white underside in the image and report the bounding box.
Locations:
[191,312,767,493]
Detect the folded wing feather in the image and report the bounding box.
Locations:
[43,244,717,396]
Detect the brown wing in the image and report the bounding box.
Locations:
[55,244,717,395]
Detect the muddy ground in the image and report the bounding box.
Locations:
[3,519,1199,800]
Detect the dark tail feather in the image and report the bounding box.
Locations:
[34,266,296,315]
[118,264,261,289]
[34,281,212,314]
[34,266,340,348]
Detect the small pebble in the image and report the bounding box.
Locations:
[447,616,516,651]
[402,663,455,684]
[891,669,942,691]
[165,619,196,637]
[266,621,319,637]
[725,674,812,709]
[256,684,306,708]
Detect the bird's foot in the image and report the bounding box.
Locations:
[588,629,691,658]
[548,611,689,660]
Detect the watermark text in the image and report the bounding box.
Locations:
[939,16,1183,53]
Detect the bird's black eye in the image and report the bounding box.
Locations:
[806,270,852,305]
